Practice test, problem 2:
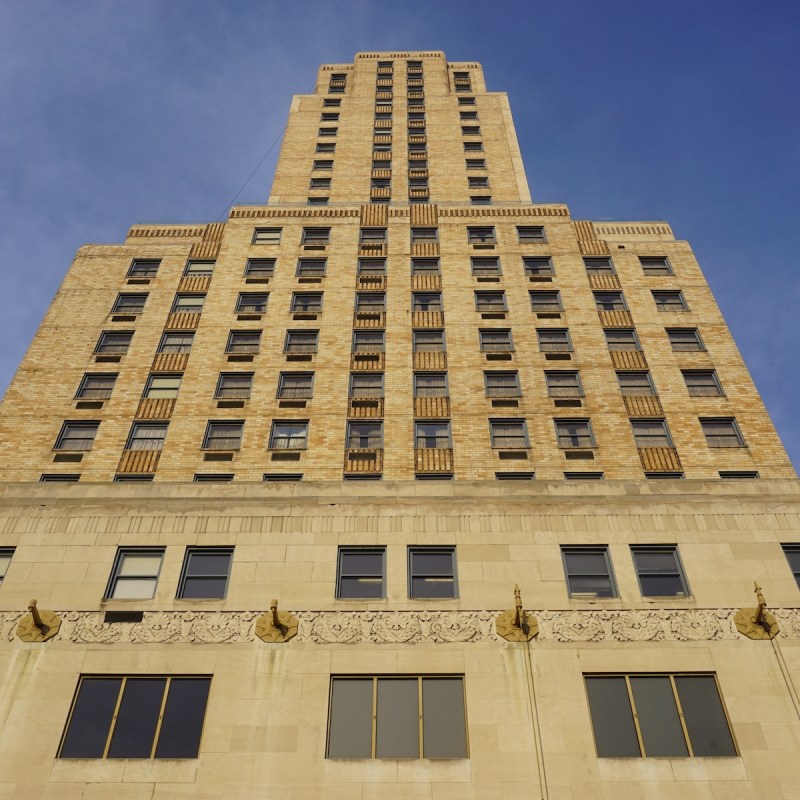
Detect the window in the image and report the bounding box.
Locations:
[564,472,605,480]
[496,472,534,481]
[193,474,233,483]
[296,259,327,278]
[468,177,489,188]
[667,328,704,351]
[529,291,562,312]
[467,226,495,245]
[252,227,281,244]
[127,259,160,278]
[631,419,673,448]
[555,419,595,449]
[113,475,154,483]
[537,329,571,353]
[58,675,210,759]
[594,291,626,311]
[700,418,745,448]
[683,370,723,396]
[460,111,478,120]
[158,331,194,353]
[172,294,205,313]
[301,227,331,246]
[244,259,275,278]
[360,227,387,244]
[470,195,492,205]
[350,373,384,398]
[177,547,233,599]
[413,330,445,352]
[524,257,554,278]
[470,257,501,278]
[411,420,451,452]
[355,292,385,312]
[263,473,303,482]
[320,112,339,122]
[465,158,486,169]
[112,294,147,314]
[284,330,318,354]
[0,548,13,586]
[143,374,181,399]
[277,372,313,400]
[640,256,672,275]
[458,96,476,105]
[631,545,689,597]
[562,546,616,597]
[646,472,685,480]
[353,331,385,352]
[215,372,253,399]
[358,258,386,276]
[653,291,688,311]
[55,421,99,451]
[411,258,440,275]
[337,547,385,598]
[475,291,506,312]
[484,371,521,398]
[202,421,244,451]
[479,328,513,352]
[413,292,443,312]
[269,421,309,450]
[327,675,467,759]
[311,160,333,172]
[414,372,448,397]
[617,371,655,396]
[409,547,457,599]
[545,371,582,397]
[463,141,483,152]
[76,373,117,400]
[372,159,391,170]
[40,474,80,482]
[584,257,614,275]
[719,470,759,479]
[584,673,736,758]
[318,127,337,137]
[346,421,383,449]
[310,178,331,190]
[462,125,480,135]
[234,292,268,314]
[95,331,133,355]
[106,548,164,599]
[517,226,546,243]
[489,419,528,448]
[782,545,800,588]
[410,227,437,243]
[323,99,342,108]
[291,292,323,313]
[315,142,336,152]
[605,329,641,351]
[226,330,261,354]
[371,179,390,190]
[183,261,214,277]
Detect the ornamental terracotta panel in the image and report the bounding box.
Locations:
[598,310,634,328]
[348,399,384,418]
[165,312,201,330]
[610,350,648,369]
[178,275,212,293]
[116,449,161,474]
[356,276,387,290]
[623,395,664,417]
[344,449,383,473]
[413,352,447,370]
[358,244,387,257]
[350,353,385,370]
[410,204,438,226]
[151,353,189,372]
[411,275,442,290]
[588,274,621,290]
[135,398,176,420]
[353,312,386,328]
[414,448,454,473]
[638,447,682,471]
[360,204,388,226]
[411,242,440,257]
[411,311,445,328]
[414,397,451,418]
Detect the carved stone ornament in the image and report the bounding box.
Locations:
[734,582,780,640]
[16,600,61,643]
[255,600,299,643]
[495,584,538,642]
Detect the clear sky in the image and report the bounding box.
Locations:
[1,1,799,469]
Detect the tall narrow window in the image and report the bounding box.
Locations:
[561,546,616,597]
[177,547,233,599]
[409,547,457,599]
[337,547,386,598]
[0,548,14,587]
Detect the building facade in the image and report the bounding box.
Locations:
[0,50,799,798]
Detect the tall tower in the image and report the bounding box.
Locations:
[1,52,799,799]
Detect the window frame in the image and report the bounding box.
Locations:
[127,259,160,278]
[617,371,656,396]
[214,372,254,400]
[413,329,446,353]
[782,544,800,589]
[143,373,182,399]
[0,547,14,587]
[277,372,314,400]
[667,327,704,352]
[537,328,572,353]
[76,373,118,400]
[226,330,262,355]
[605,329,641,351]
[176,547,234,600]
[105,547,165,600]
[125,421,169,451]
[252,227,282,244]
[554,418,595,449]
[414,420,452,449]
[202,420,244,451]
[336,547,386,599]
[640,256,673,275]
[55,421,99,451]
[413,372,448,398]
[408,546,458,599]
[171,294,205,314]
[95,331,133,355]
[631,418,673,449]
[517,226,546,244]
[291,292,323,313]
[630,545,690,598]
[112,293,147,314]
[484,371,521,398]
[561,545,617,598]
[158,331,194,354]
[529,290,563,313]
[489,418,529,449]
[183,260,214,277]
[653,290,689,312]
[682,370,724,397]
[545,370,583,397]
[269,420,309,451]
[284,330,318,355]
[346,420,384,450]
[700,417,745,448]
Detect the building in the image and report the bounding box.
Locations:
[0,49,799,798]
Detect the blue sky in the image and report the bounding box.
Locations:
[1,1,799,469]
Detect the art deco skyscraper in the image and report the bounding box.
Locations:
[0,51,799,799]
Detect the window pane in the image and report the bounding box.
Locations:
[413,552,453,575]
[107,678,166,758]
[341,551,383,575]
[118,555,162,577]
[60,678,122,758]
[155,678,211,758]
[328,679,373,758]
[674,676,737,757]
[181,577,227,599]
[585,676,641,757]
[339,577,383,598]
[112,578,157,599]
[630,676,688,757]
[376,679,419,758]
[422,678,467,758]
[187,552,231,576]
[411,576,454,597]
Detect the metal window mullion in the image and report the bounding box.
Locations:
[417,677,424,758]
[371,677,378,759]
[669,674,694,756]
[623,675,646,757]
[102,676,127,758]
[150,677,171,758]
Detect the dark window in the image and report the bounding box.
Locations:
[284,330,318,354]
[640,256,672,275]
[719,471,759,479]
[310,178,331,190]
[462,125,480,135]
[215,373,254,399]
[409,547,457,599]
[76,373,117,400]
[471,257,501,277]
[594,291,626,311]
[411,227,438,243]
[315,142,336,152]
[312,161,333,172]
[562,546,616,597]
[653,291,688,312]
[468,177,489,188]
[352,331,385,352]
[358,258,387,276]
[413,293,443,312]
[360,227,387,243]
[465,158,486,169]
[327,676,467,759]
[529,291,562,312]
[631,419,673,448]
[782,545,800,588]
[184,261,214,277]
[337,547,386,598]
[0,548,14,586]
[171,294,205,313]
[105,548,164,599]
[458,96,476,105]
[667,328,704,351]
[631,546,689,597]
[475,291,506,312]
[55,421,99,451]
[564,472,605,480]
[700,418,745,448]
[301,227,331,245]
[683,370,723,396]
[605,329,641,351]
[235,293,268,314]
[463,141,483,152]
[585,674,736,758]
[226,331,261,354]
[479,329,513,352]
[617,371,655,396]
[59,675,210,759]
[346,421,383,449]
[349,373,384,398]
[296,259,327,278]
[537,329,571,353]
[252,227,282,244]
[414,372,448,397]
[318,127,337,137]
[470,195,492,205]
[96,331,133,355]
[177,548,233,599]
[517,226,546,243]
[277,372,314,399]
[489,419,528,449]
[524,257,554,277]
[545,371,582,397]
[584,257,614,275]
[467,226,496,245]
[413,330,445,352]
[127,260,160,278]
[193,474,233,483]
[112,294,147,314]
[158,332,194,353]
[484,372,521,398]
[415,421,451,448]
[126,422,168,451]
[202,421,244,451]
[411,258,440,275]
[291,292,323,313]
[269,421,309,450]
[555,419,595,449]
[39,474,80,483]
[355,293,386,312]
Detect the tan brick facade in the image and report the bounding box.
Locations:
[0,51,799,799]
